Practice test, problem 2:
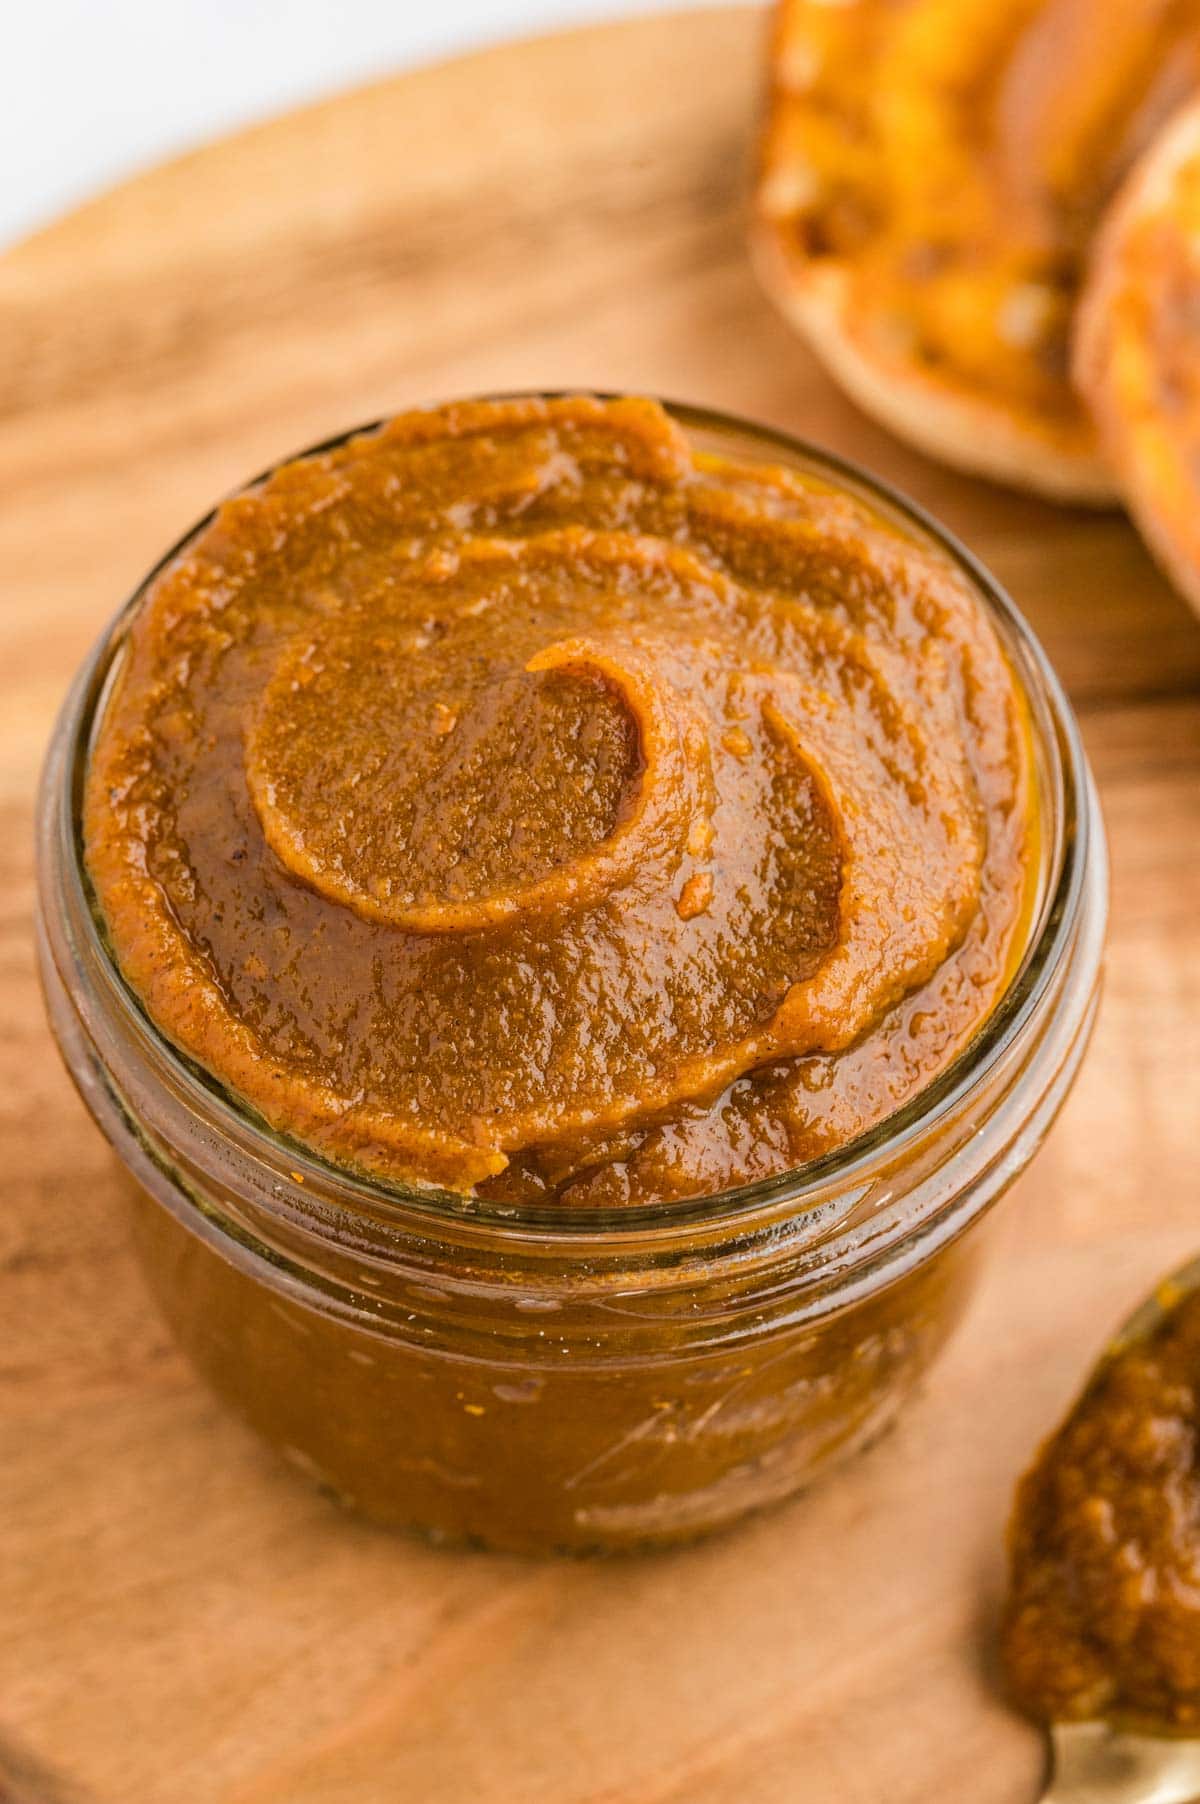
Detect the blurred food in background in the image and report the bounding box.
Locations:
[752,0,1200,524]
[1075,97,1200,615]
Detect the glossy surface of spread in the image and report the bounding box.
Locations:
[85,396,1034,1203]
[1004,1285,1200,1729]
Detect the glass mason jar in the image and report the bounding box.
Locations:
[36,402,1108,1556]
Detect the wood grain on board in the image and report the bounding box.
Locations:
[3,11,1199,1802]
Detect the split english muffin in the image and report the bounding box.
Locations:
[753,0,1200,504]
[1075,97,1200,613]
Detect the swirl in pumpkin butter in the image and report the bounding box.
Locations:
[85,397,1036,1205]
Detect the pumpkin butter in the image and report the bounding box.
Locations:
[1004,1286,1200,1729]
[85,396,1036,1206]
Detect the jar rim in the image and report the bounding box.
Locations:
[46,393,1099,1256]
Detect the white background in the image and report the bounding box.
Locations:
[4,0,703,248]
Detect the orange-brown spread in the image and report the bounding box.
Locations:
[1004,1286,1200,1729]
[85,395,1034,1203]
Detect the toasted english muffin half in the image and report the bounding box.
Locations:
[752,0,1200,504]
[1075,98,1200,612]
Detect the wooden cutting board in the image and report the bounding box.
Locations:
[4,12,1199,1801]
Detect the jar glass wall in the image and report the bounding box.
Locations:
[36,401,1108,1555]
